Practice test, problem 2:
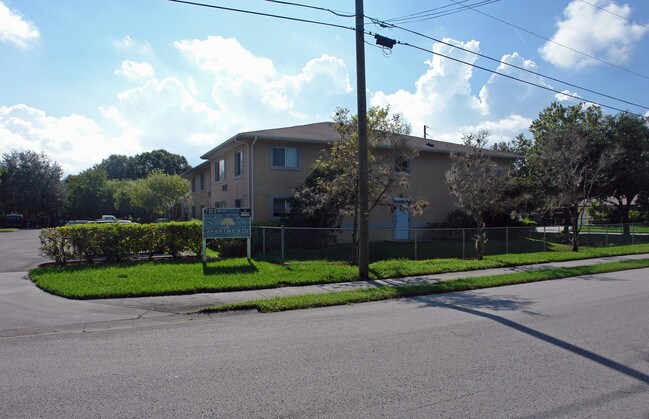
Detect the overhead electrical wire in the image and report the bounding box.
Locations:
[385,0,501,24]
[168,0,647,116]
[444,0,649,81]
[368,17,649,111]
[262,0,355,18]
[167,0,355,31]
[392,36,646,117]
[578,0,649,30]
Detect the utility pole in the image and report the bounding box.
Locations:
[355,0,369,279]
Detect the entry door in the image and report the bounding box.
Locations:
[393,198,410,240]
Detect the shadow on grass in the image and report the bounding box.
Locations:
[202,259,258,276]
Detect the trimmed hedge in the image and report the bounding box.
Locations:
[39,221,202,265]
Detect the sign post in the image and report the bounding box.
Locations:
[202,208,252,262]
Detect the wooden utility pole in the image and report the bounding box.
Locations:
[355,0,369,279]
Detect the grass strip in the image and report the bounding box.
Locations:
[29,243,649,299]
[200,258,649,313]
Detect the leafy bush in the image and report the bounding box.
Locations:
[39,227,75,265]
[39,221,202,265]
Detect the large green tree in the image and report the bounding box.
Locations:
[600,112,649,234]
[0,150,65,226]
[94,149,191,180]
[446,131,512,260]
[289,106,427,264]
[65,168,115,219]
[116,171,190,222]
[528,102,611,251]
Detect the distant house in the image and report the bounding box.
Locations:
[182,122,519,238]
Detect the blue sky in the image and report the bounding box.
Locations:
[1,0,648,175]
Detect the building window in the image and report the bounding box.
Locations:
[272,146,299,169]
[215,159,226,182]
[396,159,412,175]
[192,206,196,219]
[191,176,196,192]
[234,150,243,177]
[234,198,242,208]
[272,197,291,218]
[200,173,205,190]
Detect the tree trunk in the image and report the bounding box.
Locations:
[570,210,580,252]
[621,200,632,237]
[350,202,359,266]
[475,217,486,260]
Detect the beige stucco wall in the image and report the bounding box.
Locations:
[188,137,515,229]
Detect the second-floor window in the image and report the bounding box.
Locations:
[215,159,225,182]
[234,150,243,177]
[272,146,298,169]
[200,173,205,190]
[191,176,196,192]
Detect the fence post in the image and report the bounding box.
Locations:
[506,227,509,254]
[414,229,418,261]
[632,223,635,245]
[605,224,608,248]
[281,225,285,265]
[543,226,546,252]
[262,227,266,259]
[462,228,466,259]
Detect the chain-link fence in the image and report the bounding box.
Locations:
[250,223,649,264]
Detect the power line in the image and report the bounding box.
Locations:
[262,0,355,18]
[445,0,649,81]
[385,0,500,24]
[369,18,649,110]
[393,37,646,117]
[167,0,355,32]
[578,0,649,30]
[168,0,646,115]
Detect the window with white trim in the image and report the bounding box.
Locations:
[234,150,243,177]
[272,146,299,169]
[215,159,226,182]
[272,197,291,217]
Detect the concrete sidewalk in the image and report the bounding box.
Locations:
[3,252,648,338]
[92,253,649,313]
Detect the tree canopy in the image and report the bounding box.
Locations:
[0,150,65,226]
[93,149,191,180]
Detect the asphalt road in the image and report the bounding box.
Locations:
[1,268,648,418]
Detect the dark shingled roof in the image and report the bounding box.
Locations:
[200,121,520,160]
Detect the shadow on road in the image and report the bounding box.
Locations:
[404,293,649,387]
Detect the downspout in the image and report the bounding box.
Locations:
[250,136,258,222]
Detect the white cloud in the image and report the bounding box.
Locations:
[371,39,550,143]
[0,1,39,48]
[555,89,581,102]
[372,38,484,138]
[0,104,139,175]
[115,36,152,55]
[115,60,155,80]
[540,0,648,69]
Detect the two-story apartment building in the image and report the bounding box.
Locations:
[182,122,519,236]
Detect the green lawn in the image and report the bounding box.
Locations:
[29,243,649,299]
[202,259,649,313]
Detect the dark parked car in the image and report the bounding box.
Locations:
[3,214,28,228]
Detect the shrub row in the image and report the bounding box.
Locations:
[39,221,202,265]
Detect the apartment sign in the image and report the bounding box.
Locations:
[202,208,251,239]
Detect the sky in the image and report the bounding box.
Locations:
[1,0,648,175]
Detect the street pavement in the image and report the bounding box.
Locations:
[1,268,648,417]
[1,229,649,339]
[0,230,181,337]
